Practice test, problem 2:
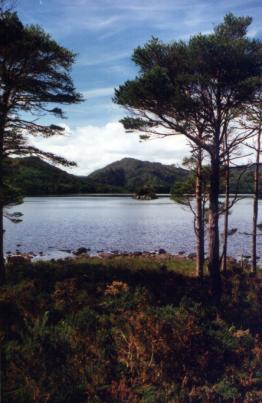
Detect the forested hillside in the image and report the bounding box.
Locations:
[7,157,124,195]
[8,157,189,195]
[7,157,258,196]
[87,157,188,193]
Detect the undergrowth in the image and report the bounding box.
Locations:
[1,258,262,402]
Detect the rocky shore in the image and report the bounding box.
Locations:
[5,247,238,266]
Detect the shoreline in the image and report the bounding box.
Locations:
[15,193,259,198]
[5,247,244,266]
[6,247,260,272]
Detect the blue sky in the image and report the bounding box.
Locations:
[16,0,262,174]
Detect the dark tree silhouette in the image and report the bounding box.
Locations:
[0,10,83,283]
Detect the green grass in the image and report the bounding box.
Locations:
[66,255,196,273]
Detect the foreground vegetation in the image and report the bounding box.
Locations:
[1,256,262,402]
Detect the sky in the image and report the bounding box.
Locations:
[15,0,262,174]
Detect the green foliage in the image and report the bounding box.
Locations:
[0,11,82,163]
[171,175,195,204]
[172,164,259,197]
[5,156,259,196]
[1,258,262,402]
[88,157,188,193]
[8,156,127,195]
[114,15,262,137]
[8,156,189,196]
[0,9,83,219]
[214,380,239,400]
[214,13,253,40]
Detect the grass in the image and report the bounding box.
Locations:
[66,255,197,273]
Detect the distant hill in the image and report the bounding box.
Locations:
[6,156,257,196]
[8,157,125,196]
[9,157,82,195]
[8,157,188,196]
[87,158,189,193]
[229,165,255,194]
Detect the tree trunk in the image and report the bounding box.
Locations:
[0,135,4,403]
[252,128,261,274]
[195,149,204,278]
[0,92,8,285]
[221,153,230,272]
[0,204,4,285]
[208,152,221,300]
[0,152,4,284]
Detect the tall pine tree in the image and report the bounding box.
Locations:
[0,10,82,283]
[114,14,262,299]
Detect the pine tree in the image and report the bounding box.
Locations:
[0,10,82,283]
[114,14,262,299]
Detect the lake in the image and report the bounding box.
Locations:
[4,196,262,260]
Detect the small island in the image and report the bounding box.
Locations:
[132,186,158,200]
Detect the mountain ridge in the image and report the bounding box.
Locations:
[8,156,188,195]
[87,157,188,192]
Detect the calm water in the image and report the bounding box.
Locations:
[4,196,262,259]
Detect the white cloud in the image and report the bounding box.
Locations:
[29,121,190,175]
[77,51,130,67]
[82,87,114,99]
